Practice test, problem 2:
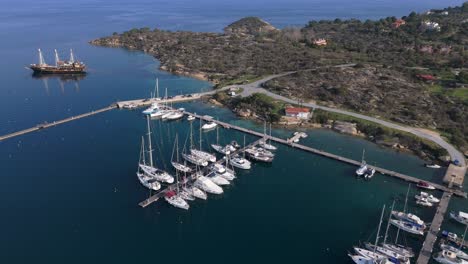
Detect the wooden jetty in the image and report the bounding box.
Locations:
[0,105,117,142]
[186,111,467,198]
[416,192,452,264]
[138,138,263,208]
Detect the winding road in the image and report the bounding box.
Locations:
[216,69,466,167]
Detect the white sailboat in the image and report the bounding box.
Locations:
[230,136,252,169]
[142,78,161,114]
[191,119,216,162]
[194,174,223,194]
[164,190,190,210]
[260,122,277,151]
[381,201,415,259]
[183,184,207,200]
[171,135,192,173]
[356,149,368,176]
[139,116,174,184]
[136,137,161,191]
[201,121,217,130]
[440,226,468,260]
[391,211,426,228]
[212,159,235,181]
[390,220,424,235]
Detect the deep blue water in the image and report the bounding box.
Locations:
[0,1,466,263]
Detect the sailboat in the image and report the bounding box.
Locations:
[211,126,235,155]
[142,78,161,114]
[260,122,277,151]
[212,158,236,181]
[171,135,192,173]
[356,149,368,176]
[440,225,468,260]
[380,201,415,259]
[136,137,161,191]
[194,171,223,195]
[230,135,252,169]
[352,205,406,264]
[190,119,216,162]
[433,250,468,264]
[139,116,174,184]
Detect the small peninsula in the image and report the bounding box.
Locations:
[91,4,468,161]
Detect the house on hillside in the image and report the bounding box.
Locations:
[285,107,310,120]
[420,21,441,31]
[416,74,437,84]
[313,38,327,46]
[392,19,406,28]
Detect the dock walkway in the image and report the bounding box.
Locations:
[186,111,467,198]
[0,105,117,142]
[416,192,452,264]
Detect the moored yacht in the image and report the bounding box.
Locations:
[184,186,207,200]
[391,211,426,228]
[172,161,192,173]
[142,103,159,115]
[417,180,436,190]
[440,243,468,260]
[212,163,235,181]
[194,175,223,194]
[356,149,368,176]
[139,164,174,184]
[433,250,468,264]
[450,211,468,225]
[416,197,433,207]
[230,154,251,169]
[165,111,184,120]
[182,153,208,167]
[164,191,190,210]
[207,171,230,186]
[136,172,161,191]
[416,191,440,203]
[201,121,217,130]
[390,219,424,235]
[191,149,216,163]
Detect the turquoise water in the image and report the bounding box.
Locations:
[0,0,466,263]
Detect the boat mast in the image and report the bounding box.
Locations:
[383,200,396,244]
[69,49,75,63]
[146,115,154,167]
[362,149,366,164]
[190,121,193,149]
[54,49,60,66]
[154,78,159,99]
[460,225,468,251]
[395,184,411,243]
[243,135,246,158]
[216,126,219,145]
[374,204,386,253]
[269,123,272,144]
[141,136,146,165]
[38,49,46,65]
[199,118,202,150]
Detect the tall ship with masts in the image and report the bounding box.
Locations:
[29,49,86,74]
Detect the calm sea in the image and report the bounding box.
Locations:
[0,0,466,263]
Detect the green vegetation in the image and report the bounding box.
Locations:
[91,3,468,152]
[311,109,448,159]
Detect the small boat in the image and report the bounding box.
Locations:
[212,163,235,181]
[182,153,208,167]
[417,181,436,190]
[450,211,468,225]
[124,103,137,109]
[245,150,274,162]
[194,175,223,194]
[184,186,207,200]
[442,230,467,248]
[230,155,251,169]
[230,140,241,149]
[164,191,189,210]
[415,191,440,203]
[187,115,195,121]
[165,111,184,120]
[171,161,192,173]
[390,219,424,235]
[433,250,468,264]
[190,149,216,163]
[426,164,442,169]
[142,103,159,115]
[201,121,217,130]
[416,197,434,207]
[440,243,468,260]
[391,211,426,227]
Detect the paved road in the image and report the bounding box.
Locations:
[216,69,466,167]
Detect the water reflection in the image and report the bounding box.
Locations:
[32,73,85,95]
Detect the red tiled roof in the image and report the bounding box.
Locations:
[285,107,309,114]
